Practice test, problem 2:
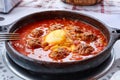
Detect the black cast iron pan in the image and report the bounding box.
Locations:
[4,10,120,74]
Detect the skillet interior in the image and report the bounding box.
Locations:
[9,11,110,41]
[6,10,111,73]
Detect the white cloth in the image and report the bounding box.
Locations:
[19,0,120,14]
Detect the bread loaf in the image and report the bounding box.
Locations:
[62,0,102,6]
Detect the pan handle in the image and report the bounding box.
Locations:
[110,27,120,40]
[0,23,13,32]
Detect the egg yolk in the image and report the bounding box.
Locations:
[45,30,66,45]
[44,29,75,52]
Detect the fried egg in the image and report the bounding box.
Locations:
[45,29,75,51]
[45,30,66,45]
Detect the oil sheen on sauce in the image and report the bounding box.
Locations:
[11,18,108,62]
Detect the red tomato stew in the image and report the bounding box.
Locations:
[11,18,108,62]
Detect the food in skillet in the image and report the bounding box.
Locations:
[11,18,107,62]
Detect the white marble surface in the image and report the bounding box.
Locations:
[110,71,120,80]
[0,0,120,80]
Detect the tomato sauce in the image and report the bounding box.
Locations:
[11,18,108,62]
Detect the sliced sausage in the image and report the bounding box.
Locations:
[49,48,69,60]
[80,32,97,42]
[74,44,94,55]
[30,29,44,38]
[26,38,41,49]
[50,24,63,31]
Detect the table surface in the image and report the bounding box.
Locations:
[0,0,120,80]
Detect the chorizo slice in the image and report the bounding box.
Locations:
[50,24,63,31]
[30,29,44,38]
[49,48,69,60]
[80,32,97,42]
[73,27,83,33]
[74,44,94,55]
[26,38,41,49]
